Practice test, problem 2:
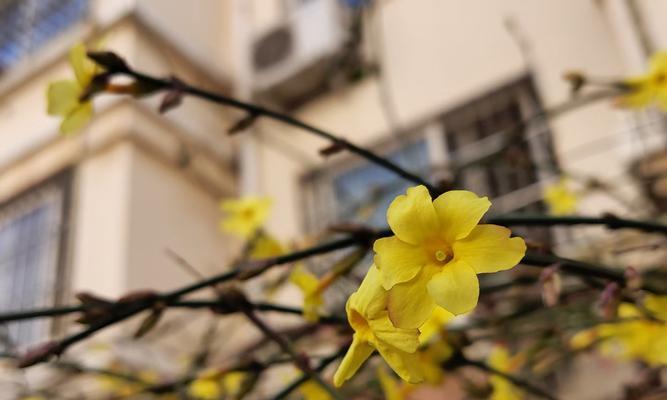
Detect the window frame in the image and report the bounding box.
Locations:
[0,169,73,348]
[300,75,559,233]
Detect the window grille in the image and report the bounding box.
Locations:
[0,0,89,73]
[0,173,70,350]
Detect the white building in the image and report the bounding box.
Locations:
[0,0,665,398]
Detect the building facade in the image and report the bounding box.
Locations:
[0,0,666,398]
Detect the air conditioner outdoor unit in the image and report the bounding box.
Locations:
[252,0,347,107]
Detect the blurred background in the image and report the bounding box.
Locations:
[1,0,667,398]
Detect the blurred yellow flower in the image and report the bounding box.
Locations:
[249,233,285,259]
[377,367,413,400]
[188,377,221,400]
[219,196,272,239]
[47,43,98,135]
[543,178,577,215]
[418,306,455,345]
[222,371,247,395]
[289,265,324,322]
[419,340,452,385]
[619,52,667,110]
[570,297,667,366]
[488,346,523,400]
[374,185,526,328]
[334,265,422,387]
[299,379,333,400]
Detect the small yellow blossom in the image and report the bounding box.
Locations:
[374,186,526,329]
[299,380,333,400]
[488,346,523,400]
[219,196,272,239]
[222,371,247,395]
[249,233,285,259]
[543,178,577,215]
[47,43,98,135]
[334,265,422,387]
[570,296,667,366]
[188,377,221,400]
[418,306,455,345]
[619,52,667,110]
[419,340,452,384]
[377,367,413,400]
[290,265,324,322]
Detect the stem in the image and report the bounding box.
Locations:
[242,310,343,400]
[521,253,666,294]
[122,69,437,194]
[461,357,558,400]
[488,214,667,235]
[269,346,348,400]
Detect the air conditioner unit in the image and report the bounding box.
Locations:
[251,0,348,107]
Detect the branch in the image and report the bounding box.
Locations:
[456,355,558,400]
[16,237,366,367]
[488,214,667,236]
[89,53,437,195]
[269,345,348,400]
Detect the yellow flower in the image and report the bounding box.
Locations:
[488,346,523,400]
[374,186,526,328]
[47,43,98,135]
[334,265,422,387]
[249,233,285,259]
[418,306,455,345]
[219,196,272,239]
[570,297,667,366]
[619,52,667,110]
[419,340,452,384]
[299,380,333,400]
[543,178,577,215]
[222,371,247,395]
[188,377,221,400]
[289,265,324,322]
[377,367,414,400]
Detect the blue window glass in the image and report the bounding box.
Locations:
[0,0,89,72]
[332,139,430,228]
[0,182,67,350]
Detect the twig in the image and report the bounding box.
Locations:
[488,214,667,236]
[459,356,558,400]
[90,55,437,195]
[242,309,343,400]
[269,346,348,400]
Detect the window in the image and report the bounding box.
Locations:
[302,138,430,233]
[0,0,89,73]
[302,76,558,239]
[442,77,558,213]
[0,173,71,350]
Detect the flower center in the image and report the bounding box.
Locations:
[435,250,448,262]
[425,238,453,264]
[241,208,256,220]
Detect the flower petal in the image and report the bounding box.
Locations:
[373,236,427,290]
[375,341,423,384]
[69,42,95,87]
[369,316,420,353]
[387,266,437,329]
[452,225,526,274]
[47,80,80,116]
[432,190,490,242]
[60,102,93,135]
[427,261,479,315]
[333,336,375,387]
[386,185,439,245]
[350,265,387,319]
